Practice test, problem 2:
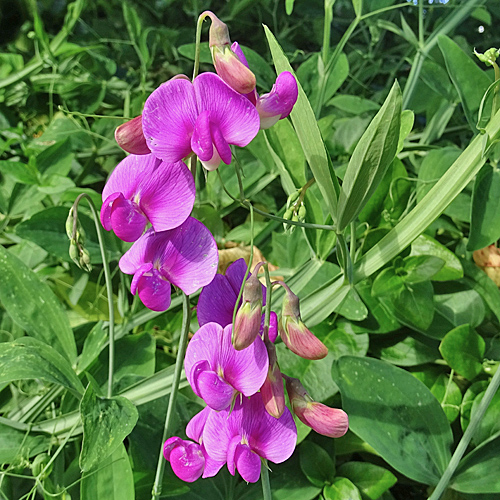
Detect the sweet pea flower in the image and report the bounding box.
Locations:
[119,217,218,311]
[197,258,278,343]
[114,115,150,155]
[142,72,260,171]
[230,43,298,129]
[203,394,297,483]
[100,154,195,242]
[184,322,268,411]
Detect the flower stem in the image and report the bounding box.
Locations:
[151,293,191,500]
[72,193,115,398]
[261,459,272,500]
[193,12,208,80]
[263,263,272,342]
[427,364,500,500]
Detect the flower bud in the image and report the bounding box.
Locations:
[473,245,500,286]
[79,247,92,273]
[474,47,500,66]
[278,283,328,360]
[232,265,263,350]
[285,376,348,438]
[203,11,256,95]
[115,115,150,155]
[260,340,285,418]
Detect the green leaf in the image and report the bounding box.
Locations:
[285,0,295,15]
[410,234,463,281]
[469,389,500,446]
[372,268,405,297]
[402,255,445,284]
[264,25,339,225]
[439,325,485,381]
[321,320,369,359]
[337,81,402,231]
[337,462,397,500]
[323,477,362,500]
[438,35,492,131]
[35,138,75,176]
[299,441,335,487]
[328,95,380,115]
[397,109,414,154]
[0,337,84,397]
[0,161,39,184]
[0,423,51,464]
[335,287,368,321]
[430,373,462,423]
[16,206,120,264]
[434,289,485,329]
[451,435,500,493]
[78,321,108,373]
[468,165,500,251]
[0,245,77,361]
[460,380,489,433]
[80,444,135,500]
[375,334,439,367]
[332,356,453,485]
[352,0,363,17]
[79,384,138,472]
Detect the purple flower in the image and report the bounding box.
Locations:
[184,323,268,410]
[203,394,297,483]
[197,258,278,343]
[119,217,218,311]
[142,73,260,171]
[231,43,298,129]
[100,154,195,242]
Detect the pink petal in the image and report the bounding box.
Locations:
[233,444,261,483]
[139,160,195,232]
[257,71,298,129]
[102,154,145,202]
[169,440,205,482]
[197,274,238,327]
[226,258,249,294]
[164,436,183,460]
[230,42,249,68]
[211,123,232,165]
[119,229,155,275]
[194,73,260,148]
[114,115,150,155]
[193,363,235,410]
[109,196,147,242]
[136,268,172,311]
[186,407,211,442]
[191,110,213,161]
[142,79,198,162]
[130,262,153,295]
[100,192,122,231]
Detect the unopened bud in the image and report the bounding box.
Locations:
[473,245,500,287]
[474,47,500,66]
[278,283,328,360]
[285,376,348,438]
[31,453,52,479]
[298,203,306,220]
[79,247,92,273]
[260,340,285,418]
[115,115,150,155]
[232,264,263,350]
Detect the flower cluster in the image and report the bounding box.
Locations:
[164,259,349,483]
[101,12,299,310]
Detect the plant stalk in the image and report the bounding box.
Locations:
[261,459,272,500]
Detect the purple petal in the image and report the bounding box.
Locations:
[202,448,226,479]
[186,407,211,442]
[211,123,232,165]
[109,196,147,242]
[230,42,249,68]
[156,217,219,295]
[164,436,183,460]
[100,192,122,231]
[192,362,235,410]
[102,154,144,202]
[142,79,198,162]
[259,311,278,343]
[135,268,172,312]
[191,110,213,161]
[233,444,261,483]
[139,160,195,232]
[119,229,153,275]
[131,262,153,295]
[256,71,298,129]
[194,73,260,148]
[168,440,205,482]
[197,274,238,327]
[225,258,249,295]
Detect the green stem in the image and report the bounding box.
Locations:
[261,459,272,500]
[151,293,191,500]
[263,264,272,342]
[418,0,424,47]
[322,0,334,66]
[492,62,500,116]
[193,12,209,80]
[72,194,115,398]
[349,221,356,264]
[428,364,500,500]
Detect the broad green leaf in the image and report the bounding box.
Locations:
[375,334,439,367]
[403,256,444,284]
[337,81,402,231]
[372,268,405,297]
[420,59,457,102]
[79,384,138,472]
[438,35,492,131]
[81,444,135,500]
[337,462,397,500]
[299,441,335,487]
[335,287,368,321]
[410,234,463,281]
[264,25,338,224]
[461,380,489,433]
[0,338,84,397]
[451,435,500,493]
[0,423,51,464]
[324,477,362,500]
[0,161,39,184]
[440,325,485,381]
[35,138,74,176]
[397,109,414,154]
[434,290,485,329]
[285,0,295,15]
[332,356,453,485]
[78,321,108,373]
[430,373,462,423]
[468,165,500,251]
[469,389,500,446]
[16,206,119,264]
[328,95,379,115]
[321,320,369,359]
[0,244,77,361]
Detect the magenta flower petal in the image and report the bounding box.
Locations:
[256,71,298,129]
[211,123,232,165]
[230,42,249,68]
[191,110,214,161]
[186,407,211,442]
[130,262,153,295]
[142,78,198,162]
[136,268,172,312]
[233,444,261,483]
[194,365,235,411]
[194,73,260,148]
[109,196,147,242]
[197,274,237,327]
[225,258,248,293]
[100,192,122,231]
[168,440,206,482]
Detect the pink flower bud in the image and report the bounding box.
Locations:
[232,266,263,350]
[473,245,500,287]
[285,376,348,438]
[278,283,328,360]
[260,340,285,418]
[114,115,150,155]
